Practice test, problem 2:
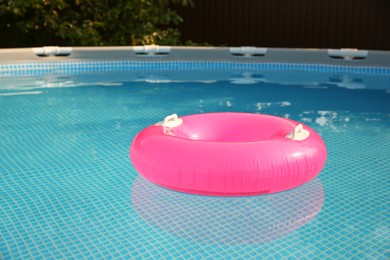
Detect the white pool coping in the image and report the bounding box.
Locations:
[0,46,389,67]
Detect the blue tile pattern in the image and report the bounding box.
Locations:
[1,60,390,77]
[0,62,389,259]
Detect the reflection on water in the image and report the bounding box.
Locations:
[1,66,390,91]
[255,101,291,111]
[1,68,388,137]
[327,75,366,89]
[230,72,265,84]
[131,177,324,245]
[227,70,390,91]
[300,111,349,131]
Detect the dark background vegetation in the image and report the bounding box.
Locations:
[1,0,389,50]
[0,0,194,47]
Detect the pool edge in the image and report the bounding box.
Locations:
[0,46,389,68]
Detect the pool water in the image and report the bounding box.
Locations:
[1,62,389,259]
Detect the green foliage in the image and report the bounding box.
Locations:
[0,0,193,47]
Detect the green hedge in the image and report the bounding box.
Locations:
[0,0,193,47]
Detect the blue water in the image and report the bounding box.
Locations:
[1,62,389,259]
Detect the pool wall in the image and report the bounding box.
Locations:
[0,46,389,67]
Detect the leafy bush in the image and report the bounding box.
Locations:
[0,0,193,47]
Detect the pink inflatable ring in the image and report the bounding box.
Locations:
[130,112,327,196]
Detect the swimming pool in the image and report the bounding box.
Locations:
[1,47,389,259]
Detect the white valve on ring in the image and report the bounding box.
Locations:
[156,114,183,128]
[286,124,310,141]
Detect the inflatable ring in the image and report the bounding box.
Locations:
[130,112,327,196]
